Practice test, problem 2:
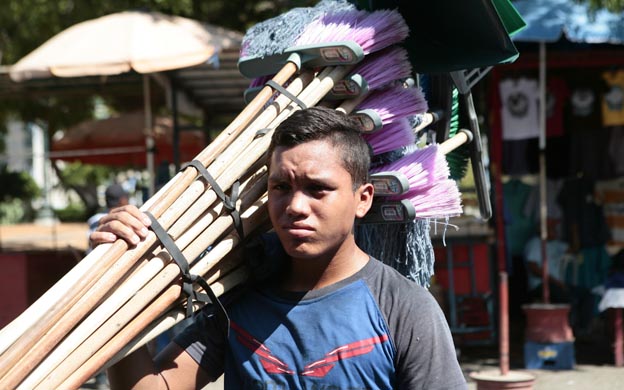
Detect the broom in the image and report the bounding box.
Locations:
[36,199,270,390]
[350,83,428,133]
[48,63,400,385]
[1,8,414,386]
[52,41,420,388]
[357,130,473,286]
[52,47,420,386]
[0,37,311,371]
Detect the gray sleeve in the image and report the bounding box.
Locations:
[173,306,226,382]
[366,261,467,390]
[394,289,467,389]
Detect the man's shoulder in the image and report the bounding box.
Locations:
[362,258,437,307]
[87,212,108,227]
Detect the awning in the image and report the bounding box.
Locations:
[50,111,205,167]
[512,0,624,44]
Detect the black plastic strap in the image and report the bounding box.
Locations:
[183,160,244,240]
[145,211,230,337]
[265,80,307,110]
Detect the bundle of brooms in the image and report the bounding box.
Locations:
[0,4,473,390]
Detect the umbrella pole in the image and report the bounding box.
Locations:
[144,75,156,197]
[539,41,550,304]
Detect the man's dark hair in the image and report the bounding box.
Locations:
[268,106,371,189]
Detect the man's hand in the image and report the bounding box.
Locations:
[89,205,152,247]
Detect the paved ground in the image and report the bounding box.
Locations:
[461,345,624,390]
[458,319,624,390]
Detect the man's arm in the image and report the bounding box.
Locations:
[107,342,210,390]
[91,205,211,390]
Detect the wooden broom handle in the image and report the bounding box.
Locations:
[438,128,473,156]
[59,267,249,390]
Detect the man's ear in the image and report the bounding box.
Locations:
[355,182,374,218]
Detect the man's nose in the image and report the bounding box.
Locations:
[286,191,310,215]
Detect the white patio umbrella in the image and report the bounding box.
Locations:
[9,10,243,194]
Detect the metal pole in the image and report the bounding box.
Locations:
[499,271,509,375]
[143,75,155,197]
[539,41,550,304]
[171,78,180,171]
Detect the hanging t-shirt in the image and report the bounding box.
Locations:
[565,74,610,178]
[557,177,611,249]
[602,69,624,126]
[608,126,624,177]
[546,76,570,138]
[500,77,540,140]
[565,76,602,133]
[503,179,538,257]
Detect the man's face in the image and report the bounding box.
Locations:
[268,139,372,261]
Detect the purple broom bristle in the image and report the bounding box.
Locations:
[295,9,408,55]
[357,85,428,124]
[349,46,412,90]
[363,118,415,155]
[249,74,274,88]
[355,10,410,54]
[370,145,463,219]
[295,9,368,46]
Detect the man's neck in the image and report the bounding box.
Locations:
[282,245,369,292]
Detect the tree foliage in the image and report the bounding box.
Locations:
[579,0,624,13]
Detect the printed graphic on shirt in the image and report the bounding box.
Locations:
[225,280,396,389]
[231,321,389,378]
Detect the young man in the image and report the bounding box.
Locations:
[91,107,467,389]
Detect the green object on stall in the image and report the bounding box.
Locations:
[348,0,525,72]
[492,0,527,36]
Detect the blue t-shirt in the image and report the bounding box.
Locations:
[175,259,467,390]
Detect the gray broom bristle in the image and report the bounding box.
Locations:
[355,219,435,287]
[240,0,356,59]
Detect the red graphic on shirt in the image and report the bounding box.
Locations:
[231,321,389,378]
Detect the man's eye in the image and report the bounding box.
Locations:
[309,184,329,193]
[272,183,289,191]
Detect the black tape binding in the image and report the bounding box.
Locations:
[183,160,244,240]
[265,80,307,110]
[145,211,230,337]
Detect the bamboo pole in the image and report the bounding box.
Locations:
[0,242,110,355]
[0,238,151,384]
[101,247,249,371]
